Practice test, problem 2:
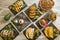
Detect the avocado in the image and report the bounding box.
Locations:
[41,19,46,25]
[4,13,11,21]
[13,18,18,24]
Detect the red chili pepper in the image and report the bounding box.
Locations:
[55,29,59,32]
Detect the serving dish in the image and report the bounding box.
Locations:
[36,14,51,29]
[23,24,41,40]
[9,0,27,15]
[25,3,43,22]
[47,10,56,21]
[11,12,31,32]
[0,23,19,40]
[38,0,54,12]
[42,23,60,40]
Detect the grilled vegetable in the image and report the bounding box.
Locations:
[29,6,36,11]
[35,16,39,19]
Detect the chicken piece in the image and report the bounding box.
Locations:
[9,1,23,12]
[8,30,14,37]
[29,11,36,19]
[29,12,36,16]
[49,12,56,20]
[44,26,53,38]
[0,30,14,38]
[49,26,53,38]
[44,27,50,37]
[26,27,35,39]
[29,15,35,19]
[29,28,34,39]
[29,6,36,11]
[2,30,9,37]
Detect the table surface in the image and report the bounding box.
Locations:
[0,0,60,40]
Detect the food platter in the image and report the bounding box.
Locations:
[0,23,19,40]
[42,23,60,40]
[0,0,60,40]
